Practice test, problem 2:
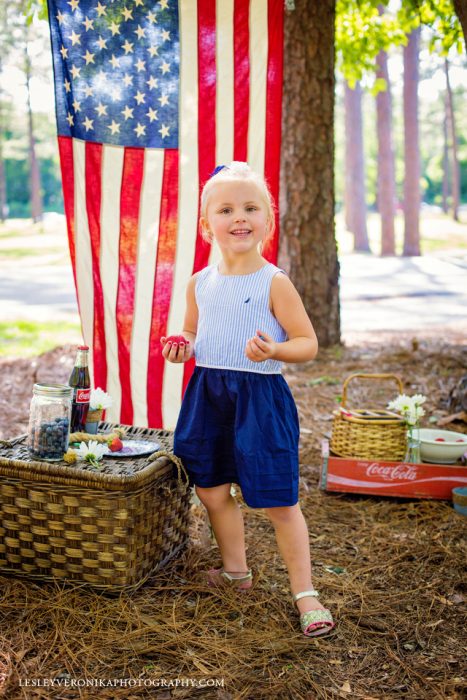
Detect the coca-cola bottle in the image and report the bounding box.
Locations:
[69,345,91,432]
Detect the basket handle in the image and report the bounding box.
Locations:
[341,373,403,409]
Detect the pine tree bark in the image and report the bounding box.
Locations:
[25,47,43,223]
[280,0,340,347]
[442,96,450,214]
[444,59,460,222]
[403,27,421,257]
[375,48,396,256]
[452,0,467,47]
[344,81,370,251]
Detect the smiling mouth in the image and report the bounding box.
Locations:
[230,229,251,236]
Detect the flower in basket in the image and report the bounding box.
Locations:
[73,440,108,468]
[89,388,113,411]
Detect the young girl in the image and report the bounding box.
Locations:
[160,162,335,637]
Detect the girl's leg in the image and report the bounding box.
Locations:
[264,503,325,615]
[196,484,249,573]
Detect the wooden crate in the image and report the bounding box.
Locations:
[320,441,467,500]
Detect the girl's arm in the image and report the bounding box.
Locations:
[161,273,199,363]
[245,273,318,364]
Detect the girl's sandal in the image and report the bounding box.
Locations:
[293,590,336,638]
[206,568,253,591]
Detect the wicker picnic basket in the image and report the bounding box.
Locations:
[330,373,407,460]
[0,423,191,592]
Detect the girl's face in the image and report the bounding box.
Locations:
[201,180,270,254]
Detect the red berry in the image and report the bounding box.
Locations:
[456,438,465,443]
[108,437,123,452]
[434,438,445,442]
[165,334,188,345]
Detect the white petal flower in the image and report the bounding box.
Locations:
[73,440,107,467]
[412,394,427,406]
[89,387,113,410]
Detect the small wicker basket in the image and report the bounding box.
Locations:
[330,373,407,460]
[0,423,191,592]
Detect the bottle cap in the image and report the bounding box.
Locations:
[78,345,89,350]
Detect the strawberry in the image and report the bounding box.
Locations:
[165,334,188,344]
[434,438,445,442]
[456,438,465,443]
[108,437,124,452]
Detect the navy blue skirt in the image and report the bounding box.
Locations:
[173,366,300,508]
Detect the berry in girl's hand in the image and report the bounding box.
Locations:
[165,334,188,344]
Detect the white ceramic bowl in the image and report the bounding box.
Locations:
[419,428,467,464]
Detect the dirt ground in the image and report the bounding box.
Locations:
[0,334,466,699]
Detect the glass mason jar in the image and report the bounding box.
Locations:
[27,383,73,462]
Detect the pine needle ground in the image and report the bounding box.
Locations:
[0,336,466,700]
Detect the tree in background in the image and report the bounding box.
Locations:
[25,36,43,222]
[444,58,461,221]
[403,25,421,256]
[376,38,397,256]
[344,80,370,251]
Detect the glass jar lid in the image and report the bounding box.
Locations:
[33,383,73,398]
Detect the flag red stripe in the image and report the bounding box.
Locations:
[147,149,179,428]
[84,141,107,393]
[181,0,217,397]
[116,148,145,425]
[193,0,217,275]
[57,136,77,293]
[263,0,284,263]
[234,0,250,162]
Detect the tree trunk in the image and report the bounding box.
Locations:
[25,47,43,223]
[402,27,421,257]
[0,55,6,222]
[452,0,467,47]
[344,80,370,251]
[375,47,396,256]
[442,99,450,214]
[280,0,340,347]
[444,59,460,222]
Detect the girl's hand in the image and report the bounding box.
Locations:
[160,335,193,363]
[245,330,277,363]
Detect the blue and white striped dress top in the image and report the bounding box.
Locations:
[194,262,288,374]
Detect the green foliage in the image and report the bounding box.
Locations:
[337,0,464,87]
[24,0,48,24]
[336,1,408,88]
[4,157,63,217]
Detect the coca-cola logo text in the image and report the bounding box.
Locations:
[75,388,91,403]
[366,463,418,481]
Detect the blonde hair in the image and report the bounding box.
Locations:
[199,161,276,246]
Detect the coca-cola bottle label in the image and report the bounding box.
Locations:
[75,388,91,403]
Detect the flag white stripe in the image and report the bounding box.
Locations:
[100,144,124,424]
[216,0,234,167]
[73,138,95,383]
[248,0,268,176]
[208,1,235,271]
[131,149,164,428]
[162,0,200,430]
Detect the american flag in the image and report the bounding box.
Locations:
[48,0,284,429]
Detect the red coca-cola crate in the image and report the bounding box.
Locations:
[319,441,467,500]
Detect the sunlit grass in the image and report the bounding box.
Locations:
[0,248,60,259]
[0,321,82,357]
